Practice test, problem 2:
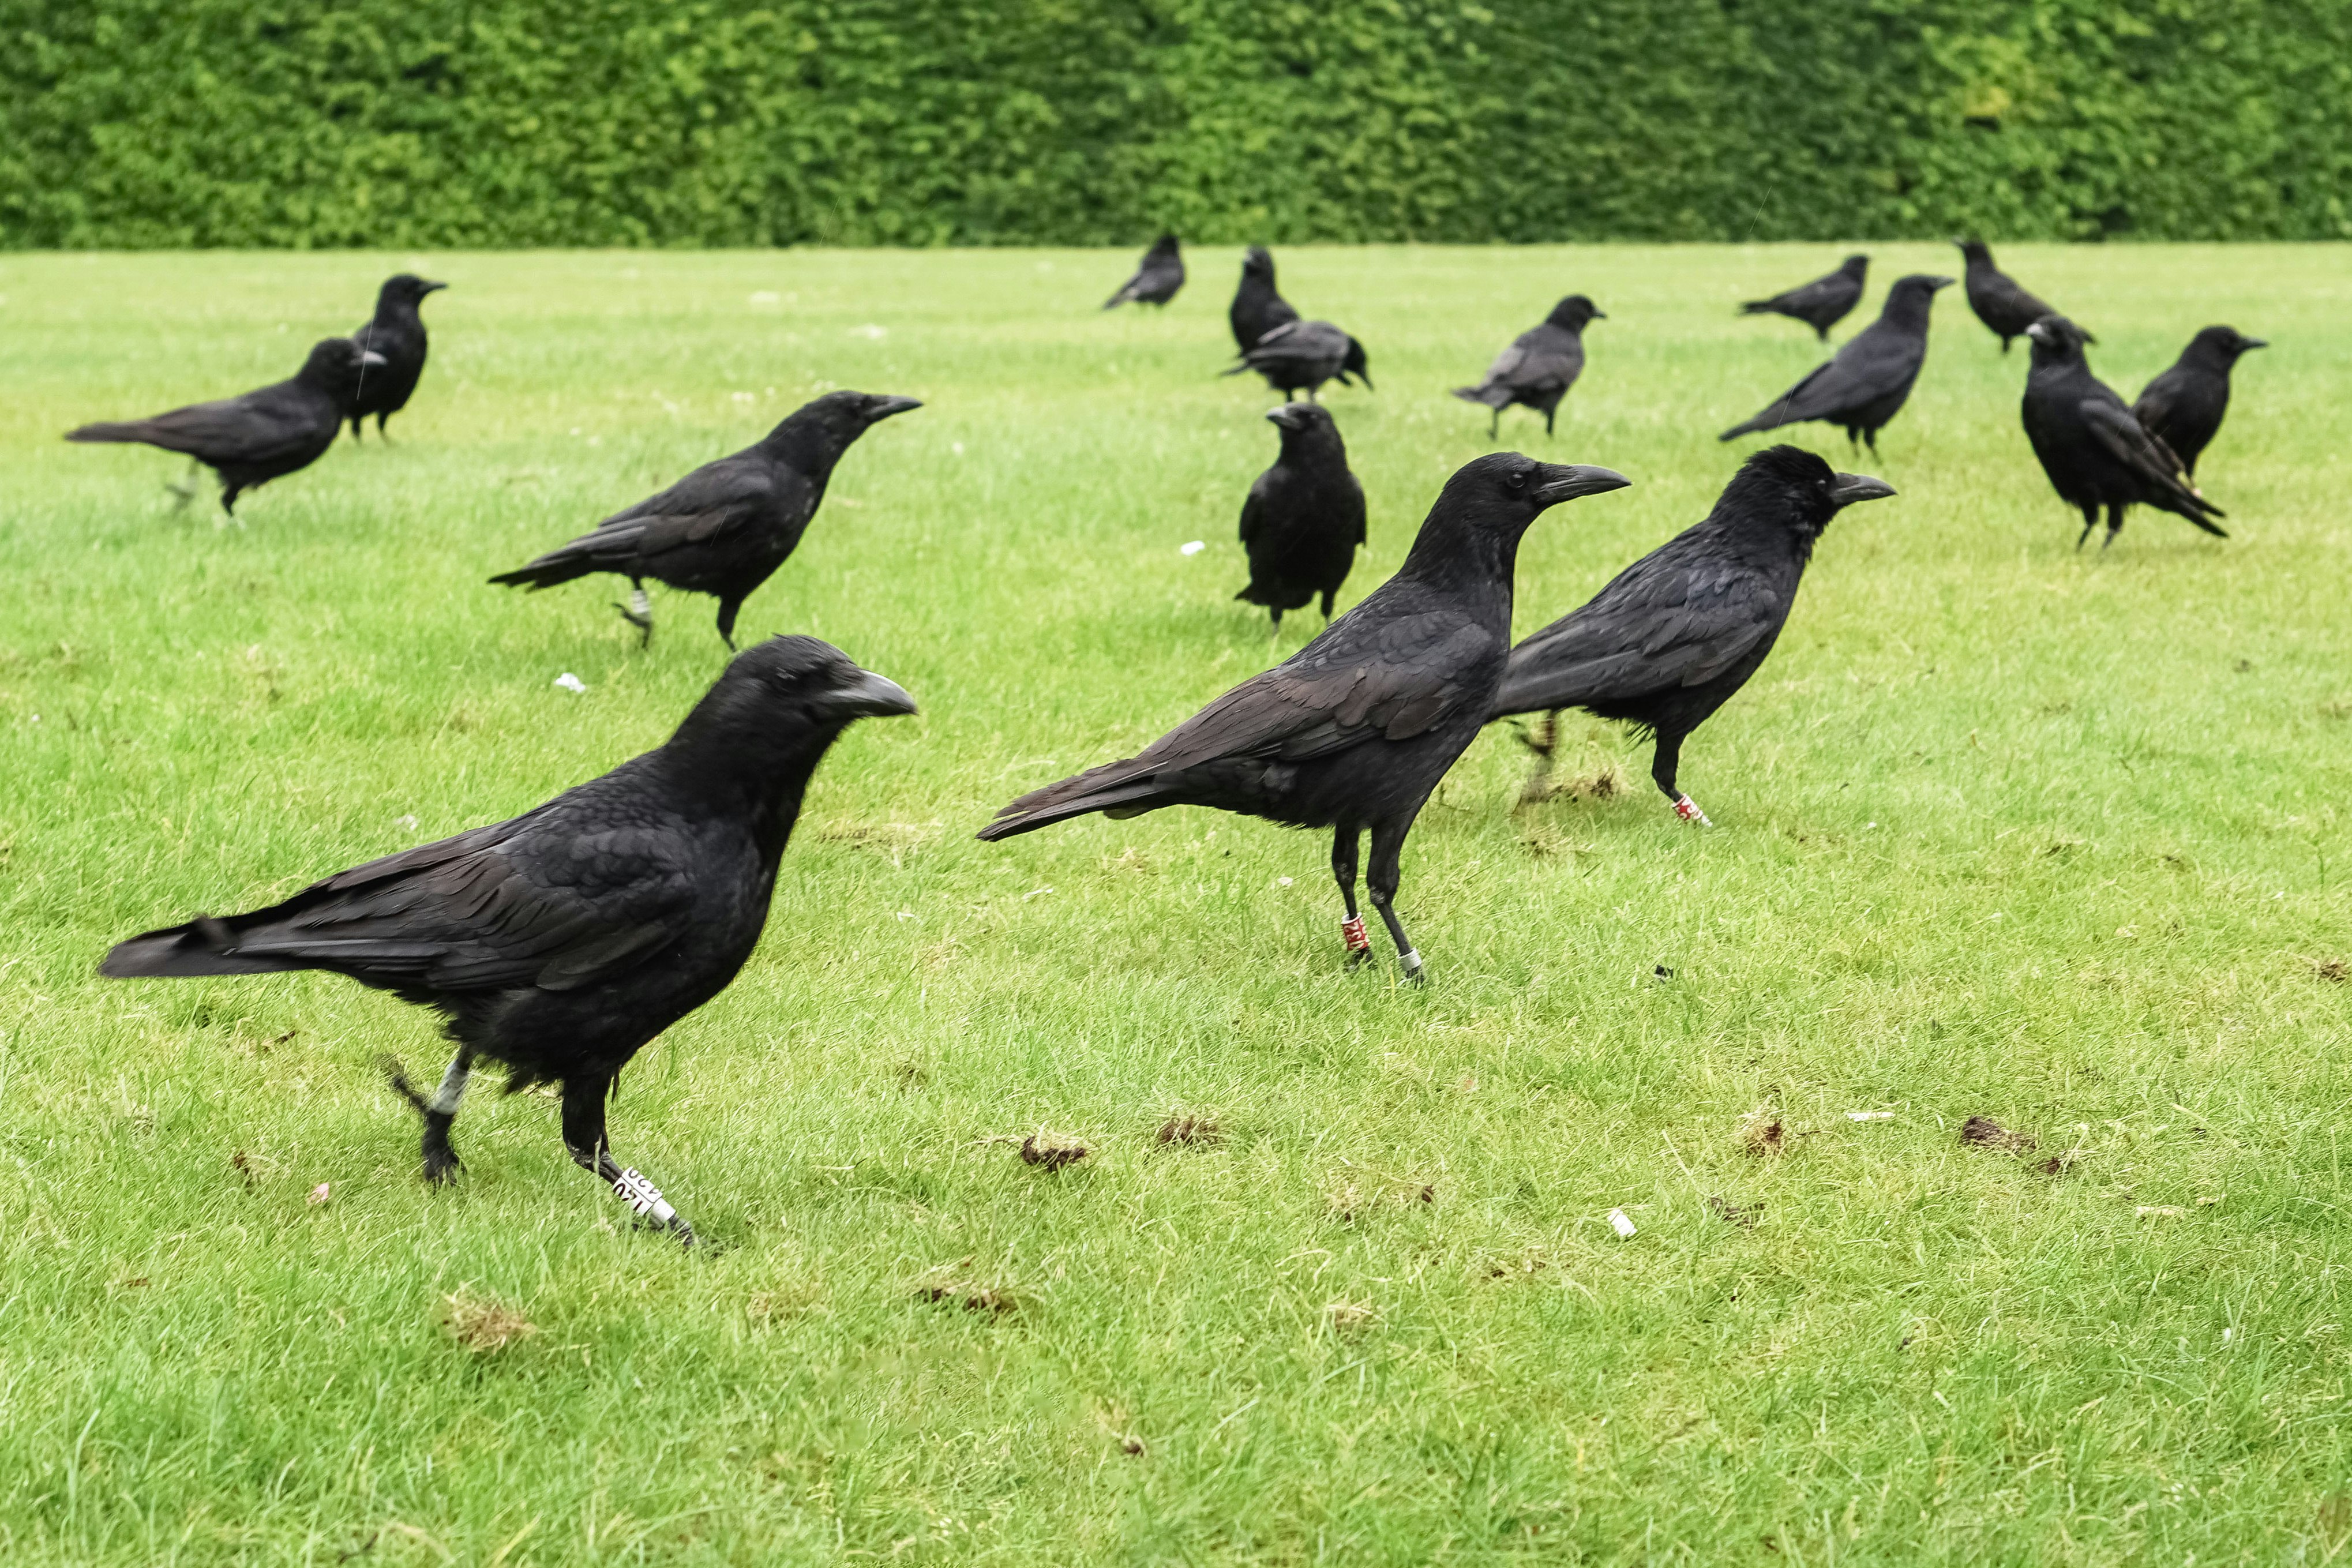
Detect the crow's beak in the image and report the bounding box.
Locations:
[421,280,449,294]
[1830,472,1897,507]
[1591,310,1609,319]
[821,668,918,721]
[1532,464,1633,504]
[1926,275,1956,290]
[359,350,389,367]
[1266,405,1307,429]
[2242,337,2268,350]
[2024,320,2051,346]
[867,395,924,421]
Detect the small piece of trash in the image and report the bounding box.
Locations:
[553,673,587,693]
[895,910,915,921]
[951,441,966,456]
[394,814,419,831]
[1847,1111,1895,1121]
[307,1183,331,1206]
[2136,1205,2186,1218]
[1179,541,1205,556]
[2222,1326,2234,1344]
[1607,1207,1637,1239]
[748,291,779,305]
[1277,876,1293,887]
[1023,886,1053,901]
[851,324,888,339]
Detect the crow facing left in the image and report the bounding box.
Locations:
[490,390,921,647]
[98,636,919,1246]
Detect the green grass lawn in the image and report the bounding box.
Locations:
[2,242,2349,1565]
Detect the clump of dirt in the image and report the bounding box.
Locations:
[916,1267,1016,1314]
[2316,958,2348,983]
[1959,1115,2036,1153]
[1709,1195,1761,1229]
[1741,1113,1785,1158]
[1156,1114,1220,1147]
[1020,1132,1089,1171]
[441,1293,537,1354]
[1324,1300,1376,1332]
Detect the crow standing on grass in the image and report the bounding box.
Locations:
[1957,239,2064,354]
[1454,295,1604,437]
[99,637,917,1246]
[345,273,447,441]
[1235,403,1366,632]
[1104,234,1184,309]
[1226,320,1372,403]
[980,453,1630,981]
[1229,246,1300,354]
[1739,255,1869,342]
[1492,446,1895,825]
[2132,326,2266,480]
[1720,275,1952,452]
[490,391,920,648]
[66,337,385,517]
[2020,315,2226,549]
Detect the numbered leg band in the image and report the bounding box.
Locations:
[1674,794,1713,826]
[613,1168,677,1226]
[1340,915,1371,953]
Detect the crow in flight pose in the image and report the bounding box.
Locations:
[100,636,916,1246]
[980,453,1629,980]
[1229,246,1301,354]
[346,273,448,441]
[1957,239,2064,354]
[1739,255,1868,342]
[66,337,385,517]
[2132,325,2265,480]
[1235,403,1366,633]
[1454,294,1605,437]
[1225,320,1371,403]
[1104,234,1184,309]
[490,391,920,647]
[2020,315,2226,549]
[1720,275,1952,452]
[1494,445,1894,824]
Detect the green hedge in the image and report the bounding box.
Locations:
[3,0,2347,247]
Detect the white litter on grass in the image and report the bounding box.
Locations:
[307,1183,331,1206]
[1180,541,1206,556]
[553,673,587,693]
[1608,1208,1638,1239]
[748,291,779,305]
[395,814,419,831]
[1023,886,1054,901]
[1847,1111,1895,1121]
[952,441,966,456]
[1277,876,1293,887]
[851,324,888,339]
[732,391,756,403]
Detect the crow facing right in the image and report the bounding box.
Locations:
[2020,314,2225,549]
[346,273,447,441]
[1235,402,1366,632]
[99,636,918,1246]
[1104,234,1184,309]
[1720,275,1952,452]
[1493,445,1896,825]
[2132,325,2265,479]
[980,453,1630,981]
[491,390,920,648]
[1740,254,1868,341]
[1454,295,1605,437]
[66,337,385,516]
[1230,246,1301,354]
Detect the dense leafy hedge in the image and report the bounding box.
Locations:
[3,0,2347,247]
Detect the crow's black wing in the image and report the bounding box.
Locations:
[500,453,808,580]
[69,383,324,464]
[1494,552,1784,717]
[2079,400,2223,525]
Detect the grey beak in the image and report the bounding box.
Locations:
[1926,275,1956,290]
[868,395,923,421]
[1266,405,1305,428]
[421,280,449,294]
[821,668,918,721]
[1830,472,1897,507]
[358,349,389,367]
[1591,310,1609,319]
[1532,464,1633,505]
[2242,337,2268,350]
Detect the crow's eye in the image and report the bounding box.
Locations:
[1507,468,1528,492]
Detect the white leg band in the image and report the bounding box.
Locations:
[613,1168,678,1225]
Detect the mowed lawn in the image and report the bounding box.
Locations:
[1,243,2348,1565]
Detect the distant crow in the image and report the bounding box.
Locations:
[1454,295,1604,437]
[346,273,447,441]
[1235,403,1366,632]
[2021,314,2225,549]
[1230,246,1301,354]
[490,391,920,648]
[1740,255,1868,341]
[100,636,917,1244]
[1494,446,1895,824]
[2132,325,2265,479]
[1225,320,1371,403]
[66,337,385,516]
[1720,275,1953,452]
[1957,239,2065,354]
[980,454,1629,980]
[1104,234,1184,309]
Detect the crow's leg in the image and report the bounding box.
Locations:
[1269,606,1284,637]
[2074,506,2099,550]
[714,597,744,652]
[613,578,654,645]
[385,1048,475,1182]
[1863,426,1879,455]
[1653,732,1712,826]
[1318,589,1335,619]
[377,412,393,442]
[348,417,364,444]
[1365,821,1424,982]
[166,458,202,509]
[1332,827,1373,969]
[1488,406,1500,440]
[1543,403,1557,438]
[2101,504,2126,550]
[1514,710,1560,804]
[562,1074,696,1245]
[219,485,246,528]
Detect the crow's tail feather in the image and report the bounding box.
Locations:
[1452,385,1510,409]
[100,918,303,979]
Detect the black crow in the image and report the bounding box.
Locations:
[2132,325,2265,479]
[1740,254,1868,341]
[346,273,448,441]
[1104,234,1184,309]
[1957,239,2064,354]
[1493,446,1895,824]
[979,454,1630,980]
[99,636,917,1245]
[1225,320,1371,403]
[1230,246,1300,354]
[2020,314,2225,549]
[1454,295,1604,438]
[1235,403,1367,633]
[1720,275,1953,452]
[490,391,920,648]
[66,337,385,517]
